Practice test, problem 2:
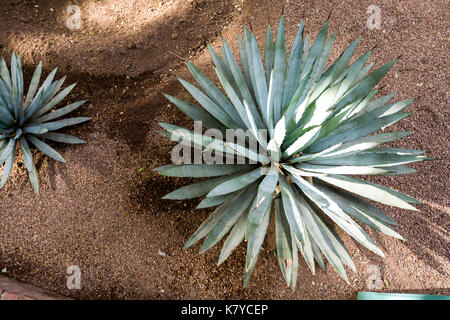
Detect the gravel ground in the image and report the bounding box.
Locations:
[0,0,448,299]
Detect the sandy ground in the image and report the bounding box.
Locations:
[0,0,448,299]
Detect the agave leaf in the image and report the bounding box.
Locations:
[19,137,39,194]
[308,31,337,98]
[0,103,15,126]
[10,54,17,105]
[221,42,240,93]
[290,173,384,256]
[312,131,413,160]
[329,38,360,85]
[315,182,404,240]
[381,165,417,175]
[0,78,16,114]
[301,33,310,68]
[318,174,419,209]
[16,55,24,112]
[321,91,400,139]
[25,81,57,119]
[349,92,397,120]
[274,197,299,290]
[178,78,239,129]
[35,67,57,98]
[23,125,48,135]
[246,165,279,237]
[238,34,253,100]
[11,54,23,120]
[311,237,326,271]
[159,122,232,155]
[244,203,271,285]
[0,138,16,165]
[32,83,77,119]
[290,234,301,288]
[218,206,249,265]
[283,126,322,158]
[242,28,257,102]
[163,174,241,200]
[366,147,425,155]
[184,200,233,250]
[309,111,411,153]
[282,181,329,273]
[313,206,357,272]
[163,93,226,131]
[221,39,265,129]
[327,59,397,120]
[325,185,398,225]
[250,32,269,122]
[243,99,268,148]
[0,129,12,139]
[186,62,244,128]
[295,216,315,274]
[355,62,375,83]
[155,164,255,178]
[34,100,87,123]
[284,68,313,127]
[207,167,263,197]
[264,24,275,85]
[340,89,379,123]
[215,67,253,131]
[159,122,268,163]
[299,20,328,81]
[279,175,307,244]
[310,99,361,144]
[13,128,22,140]
[280,165,324,178]
[0,58,12,90]
[334,50,372,100]
[267,115,286,162]
[27,136,66,163]
[47,76,67,103]
[266,70,275,134]
[308,152,427,167]
[208,45,239,94]
[40,117,91,131]
[201,185,257,252]
[281,20,304,111]
[294,194,350,281]
[273,115,286,147]
[295,163,389,175]
[24,61,42,109]
[0,93,9,114]
[41,132,85,144]
[0,144,15,188]
[197,190,240,209]
[224,140,270,165]
[270,15,286,123]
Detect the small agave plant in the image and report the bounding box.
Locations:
[156,17,427,289]
[0,53,90,194]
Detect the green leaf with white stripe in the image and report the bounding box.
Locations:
[318,174,419,209]
[155,164,255,178]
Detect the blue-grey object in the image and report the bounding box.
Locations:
[358,291,450,300]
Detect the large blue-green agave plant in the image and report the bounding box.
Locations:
[156,17,428,290]
[0,53,90,194]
